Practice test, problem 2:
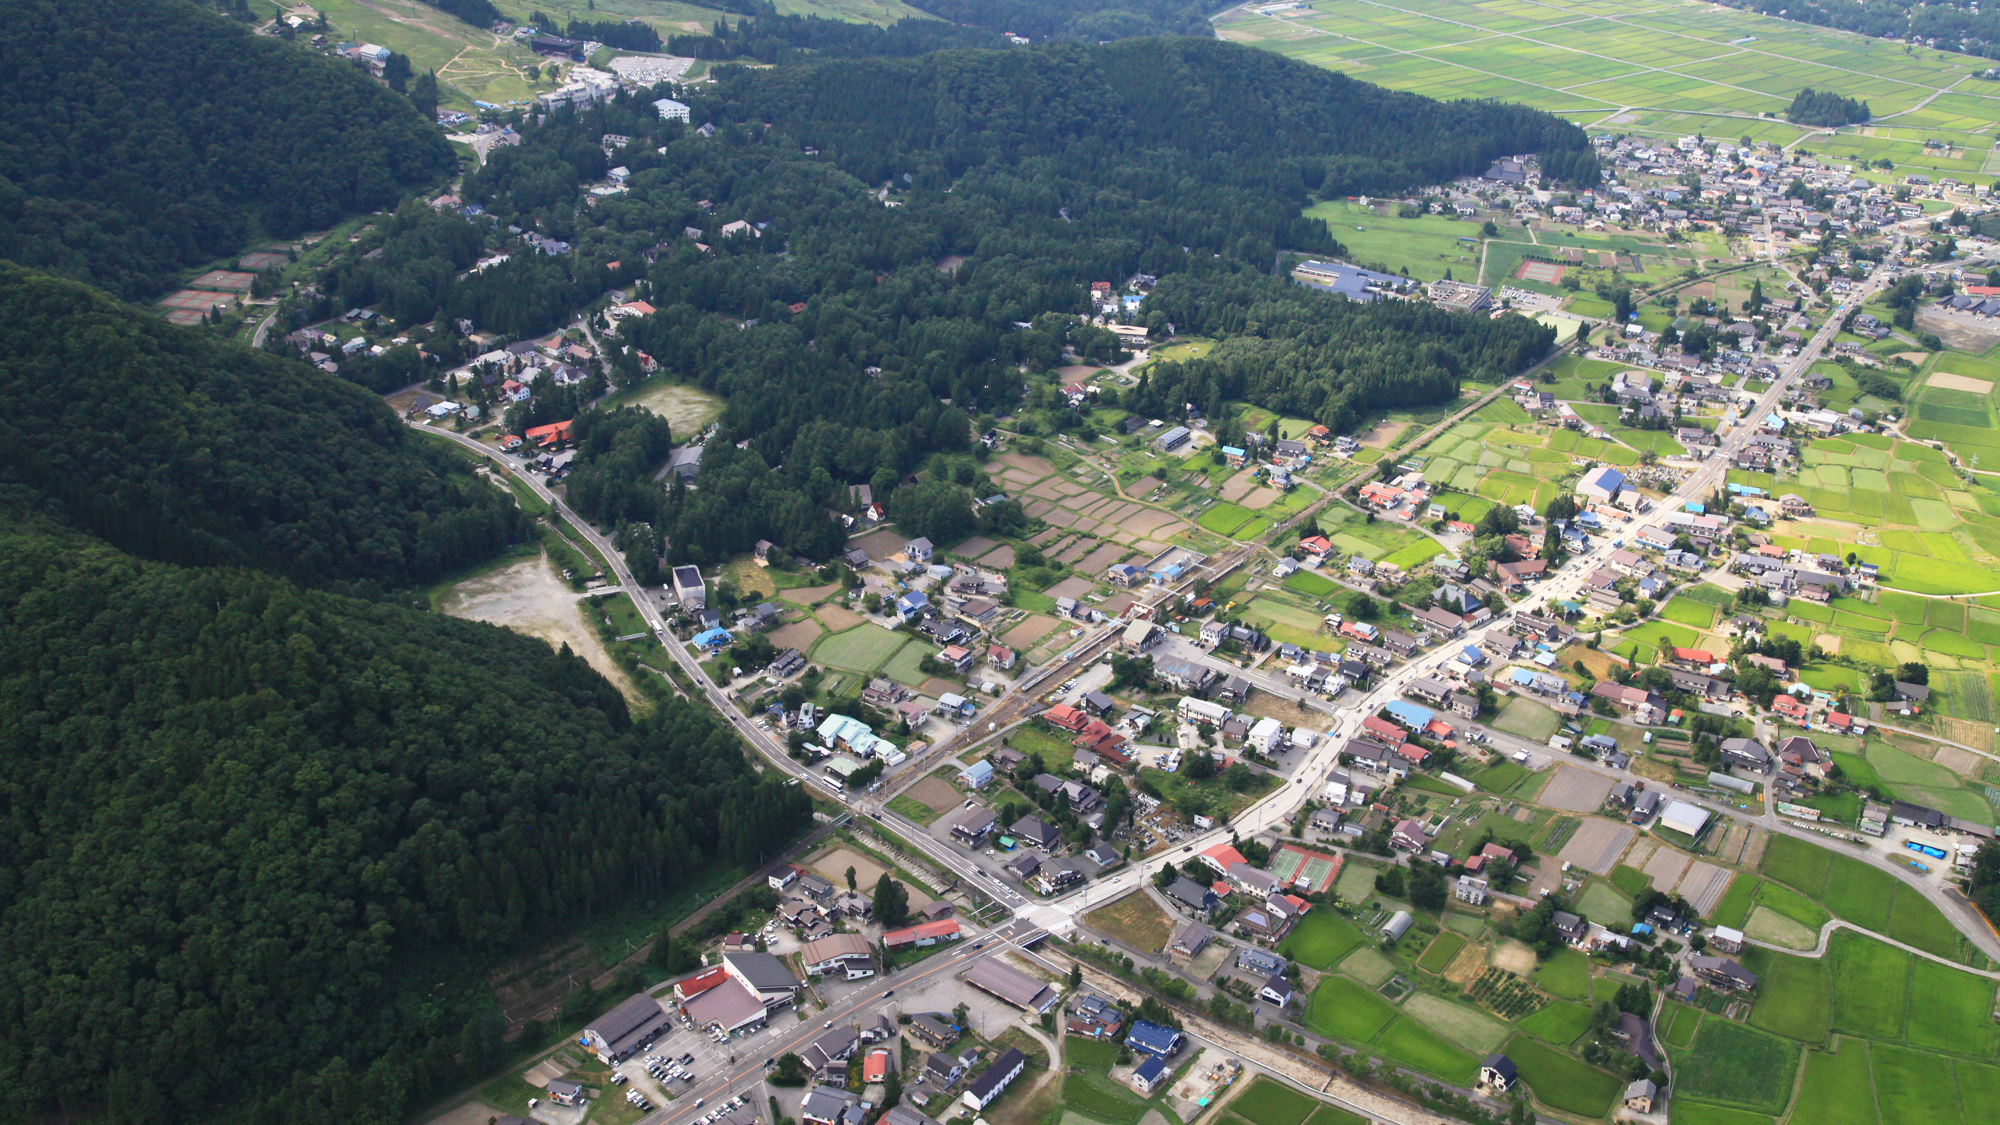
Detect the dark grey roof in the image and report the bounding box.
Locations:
[725,951,801,992]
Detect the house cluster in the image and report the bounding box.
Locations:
[1729,546,1852,602]
[768,864,875,943]
[1158,842,1314,947]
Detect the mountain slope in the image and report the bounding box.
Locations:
[0,262,525,588]
[0,0,454,298]
[0,509,812,1124]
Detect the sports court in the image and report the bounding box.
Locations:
[1270,844,1344,893]
[189,269,258,291]
[237,251,287,271]
[1514,259,1564,284]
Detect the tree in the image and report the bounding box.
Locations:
[410,69,441,120]
[873,873,910,927]
[771,1053,808,1086]
[845,866,857,891]
[1898,662,1930,686]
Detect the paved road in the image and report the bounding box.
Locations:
[1016,243,2000,966]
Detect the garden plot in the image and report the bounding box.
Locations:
[1677,863,1736,917]
[1642,845,1690,889]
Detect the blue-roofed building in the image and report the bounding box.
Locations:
[1221,445,1246,467]
[896,591,929,619]
[1726,482,1765,497]
[693,627,733,649]
[1132,1054,1169,1094]
[1383,700,1434,729]
[1124,1020,1185,1058]
[1684,502,1705,515]
[1577,464,1626,504]
[1457,645,1487,667]
[1292,260,1420,303]
[960,760,995,789]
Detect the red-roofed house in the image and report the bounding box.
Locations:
[1299,535,1334,559]
[1211,881,1232,899]
[1362,715,1405,741]
[1044,704,1090,732]
[674,966,729,1002]
[1771,694,1808,720]
[1825,711,1854,733]
[1391,818,1427,852]
[1481,843,1516,864]
[862,1047,890,1083]
[1074,720,1128,757]
[882,919,961,950]
[1671,647,1716,666]
[988,645,1017,670]
[1424,718,1456,740]
[1395,743,1430,765]
[526,418,574,447]
[1199,844,1249,876]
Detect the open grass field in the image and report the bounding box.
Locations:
[1743,948,1830,1044]
[1492,697,1560,742]
[1790,1039,1878,1125]
[1082,892,1173,955]
[1869,1043,1966,1125]
[1672,1020,1800,1113]
[1517,1001,1593,1047]
[1227,1077,1317,1125]
[1905,957,2000,1057]
[1666,1105,1775,1125]
[1532,949,1590,1001]
[1373,1015,1479,1080]
[1710,875,1761,928]
[1306,976,1397,1043]
[1500,1035,1623,1118]
[1062,1074,1148,1123]
[1753,881,1831,932]
[1417,930,1468,974]
[1280,911,1367,970]
[811,625,907,673]
[1402,993,1509,1054]
[1661,1002,1703,1050]
[1829,931,1912,1041]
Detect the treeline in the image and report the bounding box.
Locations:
[434,0,505,27]
[1129,272,1557,431]
[0,509,813,1125]
[445,38,1589,562]
[666,12,1007,62]
[1787,87,1871,126]
[567,18,662,51]
[0,263,526,588]
[1723,0,2000,61]
[0,0,454,298]
[904,0,1218,40]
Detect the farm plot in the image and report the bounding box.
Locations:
[1280,911,1366,970]
[1555,818,1634,874]
[1499,1035,1623,1118]
[1672,1020,1801,1113]
[811,625,908,673]
[1538,766,1615,812]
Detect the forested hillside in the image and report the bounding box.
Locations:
[904,0,1218,40]
[440,38,1579,565]
[0,0,453,298]
[0,508,813,1125]
[0,263,525,587]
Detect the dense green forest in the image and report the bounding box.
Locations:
[905,0,1219,40]
[1724,0,2000,61]
[0,0,453,298]
[0,263,525,588]
[441,38,1586,564]
[0,505,812,1125]
[1786,87,1872,126]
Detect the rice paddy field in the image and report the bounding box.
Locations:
[1215,0,2000,181]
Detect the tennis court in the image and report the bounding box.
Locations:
[189,269,258,291]
[1515,260,1564,284]
[1271,844,1345,894]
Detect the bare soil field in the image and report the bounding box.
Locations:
[1557,819,1635,875]
[1358,420,1409,449]
[1643,846,1690,888]
[1046,576,1095,600]
[1540,767,1616,812]
[905,776,961,813]
[1003,615,1063,648]
[952,536,1000,558]
[997,452,1059,478]
[809,847,887,892]
[1489,939,1538,976]
[979,545,1017,569]
[622,380,724,432]
[1129,476,1164,495]
[768,620,824,653]
[815,604,867,631]
[1676,863,1734,916]
[1220,470,1261,503]
[781,583,841,607]
[850,529,911,559]
[439,550,638,704]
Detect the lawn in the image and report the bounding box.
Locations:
[1065,1037,1121,1071]
[812,625,908,673]
[1517,1001,1593,1047]
[1754,881,1832,932]
[1672,1020,1801,1113]
[1610,864,1652,898]
[1082,892,1174,954]
[1532,950,1590,1001]
[1789,1040,1878,1125]
[1743,948,1830,1044]
[1710,875,1761,927]
[1372,1016,1478,1080]
[1492,697,1560,742]
[1198,503,1256,537]
[1500,1035,1623,1118]
[1473,762,1531,793]
[1869,1044,1965,1125]
[1280,911,1367,970]
[1660,596,1718,628]
[1760,834,1832,896]
[1284,569,1342,597]
[1828,930,1912,1040]
[1226,1077,1317,1125]
[1904,957,1999,1056]
[1575,881,1631,923]
[1417,930,1468,974]
[1062,1074,1148,1123]
[1306,976,1397,1042]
